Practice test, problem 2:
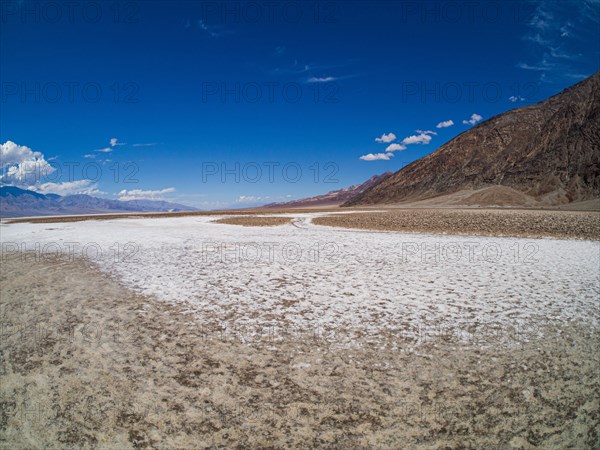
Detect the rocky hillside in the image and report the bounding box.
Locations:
[264,172,392,208]
[345,72,600,207]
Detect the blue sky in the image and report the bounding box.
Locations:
[1,0,599,208]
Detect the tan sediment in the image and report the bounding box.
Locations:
[313,209,600,240]
[213,216,293,227]
[1,255,598,448]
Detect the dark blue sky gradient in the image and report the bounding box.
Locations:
[1,0,599,207]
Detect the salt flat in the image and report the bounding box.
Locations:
[2,213,598,347]
[2,214,600,448]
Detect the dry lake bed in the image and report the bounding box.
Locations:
[1,212,599,449]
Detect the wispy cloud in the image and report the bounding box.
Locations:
[236,195,266,203]
[197,19,218,38]
[195,19,232,38]
[235,194,291,203]
[118,188,176,201]
[31,180,104,196]
[271,58,359,86]
[132,143,159,147]
[307,76,337,83]
[518,1,599,82]
[516,62,552,71]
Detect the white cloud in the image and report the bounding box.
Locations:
[110,138,126,147]
[83,154,96,158]
[307,76,337,83]
[462,113,483,125]
[509,96,526,102]
[375,133,396,143]
[1,141,112,197]
[236,195,266,203]
[95,147,112,153]
[0,141,55,184]
[118,188,175,201]
[402,132,432,145]
[436,120,454,128]
[1,140,48,166]
[415,129,437,136]
[386,143,406,152]
[29,180,104,196]
[359,152,393,161]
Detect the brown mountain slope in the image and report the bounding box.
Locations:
[263,172,392,208]
[344,72,600,207]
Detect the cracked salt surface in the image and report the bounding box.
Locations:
[2,213,599,346]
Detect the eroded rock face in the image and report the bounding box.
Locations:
[345,72,600,207]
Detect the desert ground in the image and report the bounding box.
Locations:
[4,206,599,239]
[1,209,599,449]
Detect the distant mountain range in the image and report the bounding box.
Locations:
[263,172,393,208]
[0,186,196,218]
[345,72,600,207]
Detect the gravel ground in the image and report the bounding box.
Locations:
[312,209,600,240]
